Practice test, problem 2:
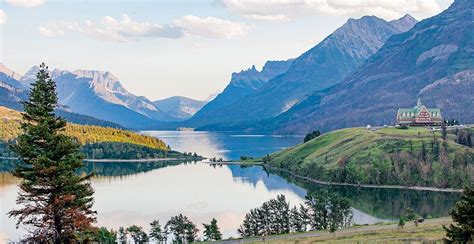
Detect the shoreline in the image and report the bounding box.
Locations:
[1,157,199,163]
[265,165,463,193]
[213,161,463,193]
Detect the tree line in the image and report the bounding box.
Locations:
[272,128,474,189]
[0,106,169,150]
[75,215,222,243]
[238,193,352,237]
[80,142,200,160]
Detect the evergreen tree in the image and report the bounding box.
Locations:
[8,63,96,243]
[96,227,117,243]
[203,218,223,241]
[165,214,199,243]
[398,217,406,229]
[444,186,474,242]
[421,140,427,161]
[117,227,127,243]
[127,225,148,243]
[150,220,167,243]
[305,192,353,232]
[304,130,321,143]
[299,203,311,232]
[289,206,304,232]
[442,120,448,141]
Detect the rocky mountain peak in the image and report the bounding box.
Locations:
[389,14,418,32]
[0,63,22,80]
[72,69,126,94]
[230,60,293,90]
[20,65,40,85]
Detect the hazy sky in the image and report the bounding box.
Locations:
[0,0,453,101]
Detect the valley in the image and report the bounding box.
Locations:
[0,0,473,242]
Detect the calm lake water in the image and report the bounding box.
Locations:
[0,131,459,241]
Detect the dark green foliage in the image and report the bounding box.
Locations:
[398,217,406,229]
[238,194,291,237]
[2,140,198,162]
[270,129,474,189]
[442,121,448,141]
[457,129,472,147]
[305,192,353,232]
[80,142,192,160]
[263,154,271,164]
[240,155,254,161]
[127,225,148,243]
[289,204,311,233]
[238,194,352,237]
[404,207,419,221]
[203,218,223,241]
[75,227,117,243]
[149,220,167,243]
[0,140,16,158]
[165,214,199,243]
[446,119,460,126]
[96,227,117,243]
[444,186,474,243]
[117,227,127,244]
[55,109,124,129]
[7,63,96,242]
[304,130,321,143]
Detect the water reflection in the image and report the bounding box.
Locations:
[0,131,460,241]
[273,171,460,220]
[141,131,303,160]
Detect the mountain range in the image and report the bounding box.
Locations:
[0,64,205,129]
[153,96,207,121]
[1,0,471,134]
[207,0,473,134]
[185,14,418,129]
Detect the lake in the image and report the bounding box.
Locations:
[0,131,459,241]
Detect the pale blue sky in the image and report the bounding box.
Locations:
[0,0,453,100]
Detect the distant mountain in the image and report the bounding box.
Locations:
[19,66,175,128]
[55,110,125,129]
[0,63,26,90]
[189,60,293,124]
[268,0,473,134]
[0,80,27,111]
[388,14,418,32]
[153,96,207,121]
[0,65,127,129]
[187,15,417,129]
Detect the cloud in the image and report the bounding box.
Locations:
[174,15,249,39]
[219,0,444,21]
[0,9,7,25]
[6,0,45,7]
[38,14,249,42]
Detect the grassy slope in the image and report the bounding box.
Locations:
[0,106,168,150]
[269,127,474,188]
[244,217,452,243]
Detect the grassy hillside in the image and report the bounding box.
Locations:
[0,106,168,150]
[268,127,474,189]
[245,217,452,243]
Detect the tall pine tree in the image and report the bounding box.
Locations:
[8,63,96,243]
[203,218,223,241]
[444,186,474,242]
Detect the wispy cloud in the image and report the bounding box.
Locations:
[0,9,7,25]
[174,15,249,39]
[219,0,445,21]
[6,0,45,8]
[38,14,249,42]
